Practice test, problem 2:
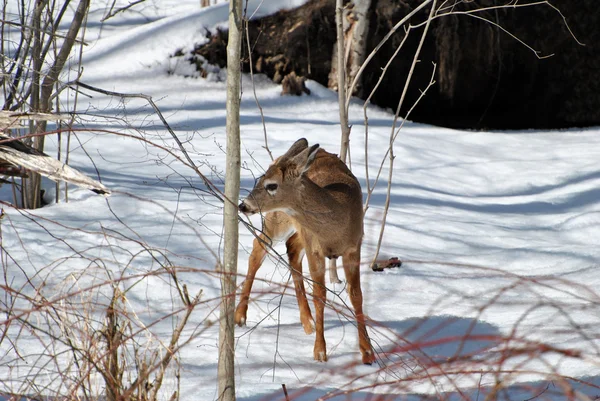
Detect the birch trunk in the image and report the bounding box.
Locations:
[217,0,242,399]
[330,0,370,164]
[346,0,371,100]
[335,0,351,163]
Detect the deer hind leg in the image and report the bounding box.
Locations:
[343,249,375,365]
[235,235,268,327]
[286,233,314,334]
[328,258,342,284]
[306,250,327,362]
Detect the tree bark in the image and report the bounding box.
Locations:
[334,0,350,164]
[332,0,370,164]
[217,0,242,399]
[346,0,371,101]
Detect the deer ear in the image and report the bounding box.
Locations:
[281,138,308,161]
[299,144,320,175]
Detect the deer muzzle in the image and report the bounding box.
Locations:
[238,200,255,215]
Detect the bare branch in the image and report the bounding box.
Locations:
[101,0,147,22]
[369,0,438,270]
[243,14,273,161]
[73,80,227,204]
[345,0,432,112]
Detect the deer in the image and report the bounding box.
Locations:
[237,138,375,364]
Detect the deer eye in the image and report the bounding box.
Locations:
[265,183,278,193]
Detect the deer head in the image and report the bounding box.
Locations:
[239,138,320,216]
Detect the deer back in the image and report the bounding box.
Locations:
[301,149,363,253]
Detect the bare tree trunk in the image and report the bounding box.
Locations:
[24,0,90,209]
[335,0,351,164]
[24,0,44,209]
[332,0,370,164]
[218,0,242,399]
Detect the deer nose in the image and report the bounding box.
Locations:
[238,202,249,214]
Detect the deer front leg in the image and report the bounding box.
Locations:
[306,251,327,362]
[235,235,268,326]
[286,233,314,334]
[343,249,375,365]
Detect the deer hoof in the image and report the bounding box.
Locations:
[314,350,328,362]
[314,343,328,362]
[361,349,376,365]
[302,317,315,335]
[234,310,246,327]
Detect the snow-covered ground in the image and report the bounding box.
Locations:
[2,1,600,400]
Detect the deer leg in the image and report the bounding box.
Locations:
[328,258,342,284]
[235,235,268,326]
[286,233,314,334]
[342,250,375,365]
[306,251,327,362]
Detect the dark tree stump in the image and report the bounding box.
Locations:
[183,0,599,129]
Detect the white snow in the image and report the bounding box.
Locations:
[2,1,600,400]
